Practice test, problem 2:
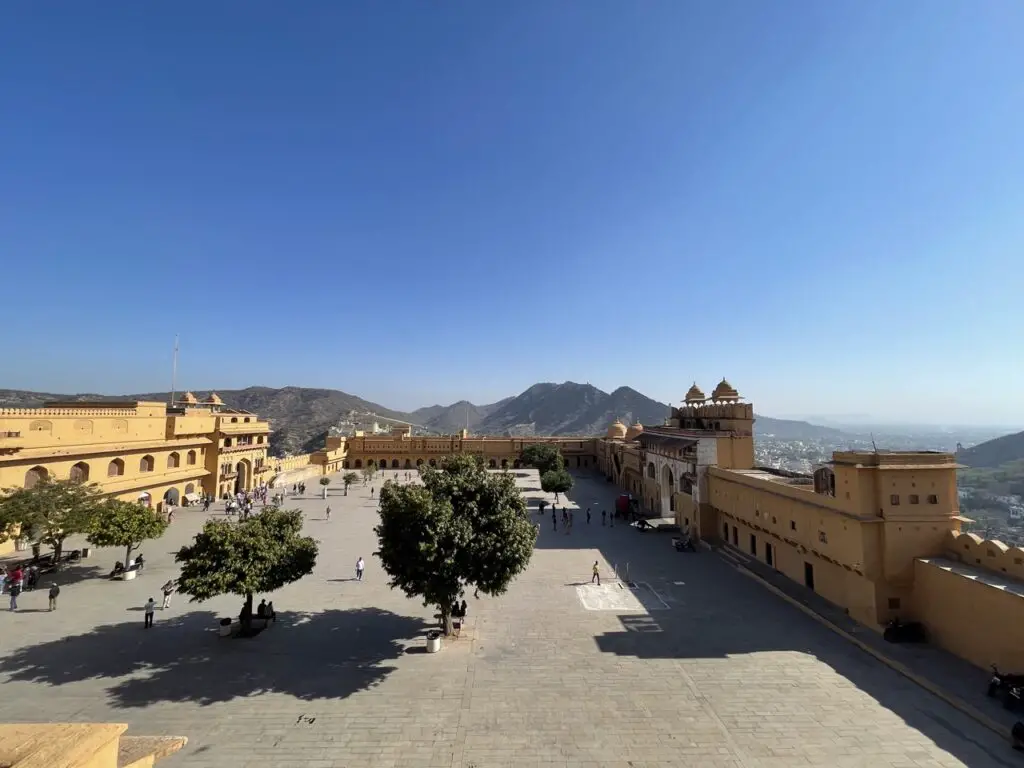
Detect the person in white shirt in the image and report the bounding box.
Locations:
[356,557,365,581]
[144,597,156,628]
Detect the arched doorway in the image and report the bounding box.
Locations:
[416,459,423,466]
[489,459,497,469]
[24,466,48,489]
[429,459,437,467]
[354,459,362,469]
[501,459,508,469]
[660,465,674,517]
[235,459,251,495]
[185,482,196,495]
[391,459,399,469]
[405,459,412,469]
[69,462,90,484]
[164,487,180,507]
[513,460,522,469]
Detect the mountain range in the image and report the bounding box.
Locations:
[0,382,851,458]
[957,429,1024,470]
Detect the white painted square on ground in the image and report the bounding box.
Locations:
[576,582,668,611]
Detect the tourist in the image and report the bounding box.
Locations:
[370,487,375,498]
[325,505,331,522]
[356,556,365,581]
[551,508,557,531]
[161,579,176,609]
[586,507,591,524]
[144,597,156,628]
[592,561,601,586]
[602,509,606,526]
[8,570,21,610]
[166,509,174,524]
[48,582,60,611]
[257,598,268,617]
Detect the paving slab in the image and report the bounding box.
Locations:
[0,468,1016,767]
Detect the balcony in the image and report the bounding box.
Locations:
[219,421,270,436]
[0,430,24,452]
[219,471,238,481]
[220,442,267,454]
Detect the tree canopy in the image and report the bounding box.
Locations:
[88,499,168,566]
[175,507,318,614]
[0,477,107,561]
[375,453,536,633]
[342,472,359,495]
[520,444,565,476]
[540,469,574,500]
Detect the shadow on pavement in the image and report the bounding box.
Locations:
[0,606,425,708]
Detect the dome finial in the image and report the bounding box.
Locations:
[711,378,740,402]
[684,382,706,405]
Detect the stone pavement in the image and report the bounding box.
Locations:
[0,468,1017,767]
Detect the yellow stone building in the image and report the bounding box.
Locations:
[0,393,270,554]
[596,379,1024,672]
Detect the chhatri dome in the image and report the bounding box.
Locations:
[606,419,627,440]
[625,422,644,441]
[684,383,706,405]
[710,378,741,402]
[180,391,198,405]
[204,392,224,405]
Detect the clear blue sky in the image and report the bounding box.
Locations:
[2,2,1021,426]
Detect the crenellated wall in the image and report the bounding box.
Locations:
[943,530,1024,581]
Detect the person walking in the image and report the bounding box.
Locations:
[325,505,332,522]
[602,509,606,526]
[48,583,60,611]
[551,508,557,532]
[586,507,591,524]
[144,597,156,628]
[356,557,365,581]
[161,579,176,609]
[592,561,601,586]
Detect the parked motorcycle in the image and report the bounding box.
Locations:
[672,536,696,553]
[987,665,1024,700]
[882,618,927,644]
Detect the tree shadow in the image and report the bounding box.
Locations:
[31,563,108,588]
[0,607,426,708]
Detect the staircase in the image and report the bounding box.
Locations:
[0,723,186,768]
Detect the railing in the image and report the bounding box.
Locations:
[0,407,138,416]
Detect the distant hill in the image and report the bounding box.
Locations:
[470,382,671,436]
[409,398,512,434]
[0,383,849,456]
[957,429,1024,469]
[753,415,845,441]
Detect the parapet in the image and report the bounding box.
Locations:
[945,530,1024,582]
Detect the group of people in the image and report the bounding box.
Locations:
[1,565,61,611]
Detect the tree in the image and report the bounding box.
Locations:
[375,453,536,635]
[87,499,168,567]
[520,444,565,476]
[319,476,331,499]
[541,469,574,502]
[342,472,359,496]
[0,477,106,563]
[175,507,318,621]
[362,464,376,484]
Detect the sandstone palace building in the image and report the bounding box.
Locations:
[2,380,1022,671]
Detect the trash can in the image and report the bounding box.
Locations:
[426,630,442,654]
[123,569,137,581]
[80,547,92,559]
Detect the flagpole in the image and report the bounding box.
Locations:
[170,335,179,405]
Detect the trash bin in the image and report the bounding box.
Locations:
[81,547,92,559]
[426,630,442,654]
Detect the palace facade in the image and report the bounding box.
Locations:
[595,379,1024,671]
[0,393,270,554]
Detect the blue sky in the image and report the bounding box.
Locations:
[1,2,1022,426]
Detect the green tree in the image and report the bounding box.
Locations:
[0,477,106,563]
[342,472,359,496]
[520,444,565,476]
[175,507,318,621]
[362,463,377,484]
[540,468,574,502]
[87,499,168,568]
[319,475,331,499]
[375,453,536,635]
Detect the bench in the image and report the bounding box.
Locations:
[228,614,276,636]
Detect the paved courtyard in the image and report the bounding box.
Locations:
[0,468,1017,767]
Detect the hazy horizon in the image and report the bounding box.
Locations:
[2,4,1021,425]
[2,378,1020,433]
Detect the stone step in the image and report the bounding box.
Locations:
[118,735,188,768]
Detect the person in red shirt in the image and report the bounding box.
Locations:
[8,567,23,610]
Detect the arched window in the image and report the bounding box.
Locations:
[24,466,48,489]
[354,459,362,468]
[647,462,656,479]
[69,462,90,484]
[416,459,424,466]
[257,436,264,444]
[489,459,497,468]
[168,452,180,469]
[224,438,233,447]
[391,459,399,468]
[108,458,125,477]
[429,459,437,467]
[230,417,238,423]
[187,450,197,465]
[140,455,155,472]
